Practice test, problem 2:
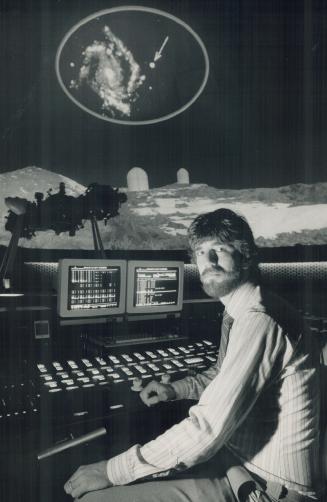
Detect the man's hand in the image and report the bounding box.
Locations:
[140,380,176,406]
[64,460,112,498]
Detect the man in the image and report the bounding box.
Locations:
[64,208,321,501]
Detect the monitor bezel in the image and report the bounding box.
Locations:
[126,260,184,315]
[57,258,127,318]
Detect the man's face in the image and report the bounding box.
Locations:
[194,238,243,299]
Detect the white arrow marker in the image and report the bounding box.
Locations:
[154,36,169,62]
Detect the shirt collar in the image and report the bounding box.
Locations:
[220,281,261,320]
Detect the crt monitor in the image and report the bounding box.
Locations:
[57,259,127,318]
[126,260,184,315]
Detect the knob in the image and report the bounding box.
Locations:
[161,373,171,384]
[131,377,143,392]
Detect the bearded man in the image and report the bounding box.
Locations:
[65,208,320,502]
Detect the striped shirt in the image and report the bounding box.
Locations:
[107,282,320,496]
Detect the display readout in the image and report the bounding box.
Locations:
[133,267,179,308]
[67,265,120,311]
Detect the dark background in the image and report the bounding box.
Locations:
[0,0,326,190]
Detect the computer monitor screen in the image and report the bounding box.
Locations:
[126,260,184,315]
[57,259,127,318]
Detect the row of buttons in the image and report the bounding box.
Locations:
[36,341,216,393]
[37,340,213,375]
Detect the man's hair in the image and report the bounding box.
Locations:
[188,208,259,279]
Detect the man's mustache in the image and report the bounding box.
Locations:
[201,266,224,277]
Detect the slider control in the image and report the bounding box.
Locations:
[131,377,143,392]
[161,374,171,384]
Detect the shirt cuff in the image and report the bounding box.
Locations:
[107,445,139,485]
[171,378,192,400]
[107,443,169,486]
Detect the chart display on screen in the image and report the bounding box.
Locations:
[58,259,127,318]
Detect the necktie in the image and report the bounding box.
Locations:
[217,309,234,370]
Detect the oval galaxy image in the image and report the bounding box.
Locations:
[55,6,209,125]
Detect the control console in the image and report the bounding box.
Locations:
[0,339,217,428]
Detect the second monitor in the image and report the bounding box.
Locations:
[126,260,184,315]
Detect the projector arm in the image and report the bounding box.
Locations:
[0,203,25,290]
[90,214,106,259]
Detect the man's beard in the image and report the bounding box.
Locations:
[201,268,242,299]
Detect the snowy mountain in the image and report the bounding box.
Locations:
[0,167,327,250]
[127,183,327,247]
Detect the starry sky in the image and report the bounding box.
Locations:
[0,0,326,190]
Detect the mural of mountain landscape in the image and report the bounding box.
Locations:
[1,166,327,250]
